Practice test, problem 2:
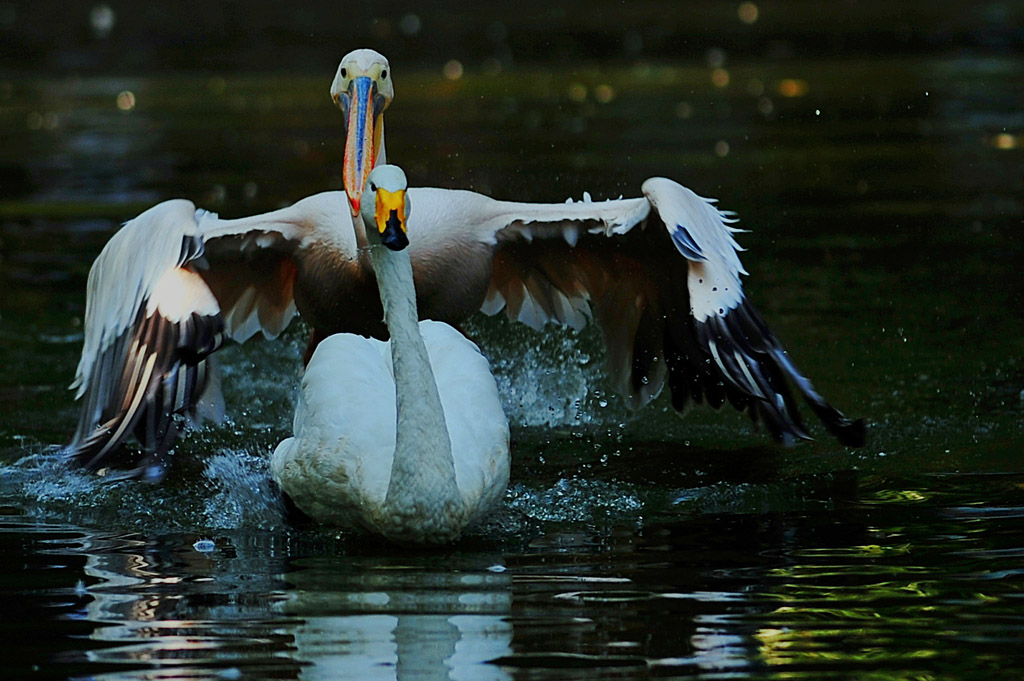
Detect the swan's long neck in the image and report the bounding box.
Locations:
[370,245,464,542]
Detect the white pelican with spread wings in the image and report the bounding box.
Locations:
[66,49,864,479]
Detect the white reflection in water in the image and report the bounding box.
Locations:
[71,533,512,681]
[281,567,513,681]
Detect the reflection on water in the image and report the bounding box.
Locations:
[283,560,512,681]
[7,471,1024,679]
[50,529,514,680]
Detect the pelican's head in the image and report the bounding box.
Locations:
[361,164,410,252]
[331,49,394,218]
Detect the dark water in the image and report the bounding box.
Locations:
[2,2,1023,679]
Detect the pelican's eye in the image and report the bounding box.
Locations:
[380,69,387,80]
[369,182,377,192]
[340,67,348,79]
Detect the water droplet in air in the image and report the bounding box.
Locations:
[193,539,216,553]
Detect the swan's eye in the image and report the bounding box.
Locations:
[380,69,387,80]
[340,67,348,78]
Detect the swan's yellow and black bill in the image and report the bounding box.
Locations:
[375,187,408,251]
[342,76,384,217]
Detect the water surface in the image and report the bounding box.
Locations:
[1,3,1023,679]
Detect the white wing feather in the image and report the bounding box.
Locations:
[71,199,204,397]
[641,177,747,322]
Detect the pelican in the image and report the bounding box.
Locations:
[66,48,864,479]
[270,165,509,545]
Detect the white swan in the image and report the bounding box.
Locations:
[270,165,509,545]
[65,48,864,479]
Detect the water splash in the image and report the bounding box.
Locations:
[490,338,594,427]
[0,446,285,532]
[508,477,643,523]
[202,451,286,530]
[465,315,628,428]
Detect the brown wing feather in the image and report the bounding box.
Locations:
[488,227,665,409]
[199,234,300,341]
[67,270,225,480]
[486,213,866,447]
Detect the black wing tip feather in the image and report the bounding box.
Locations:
[66,306,225,479]
[816,410,868,448]
[664,299,866,448]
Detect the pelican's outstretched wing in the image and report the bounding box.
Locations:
[67,200,225,479]
[66,195,329,478]
[471,177,865,447]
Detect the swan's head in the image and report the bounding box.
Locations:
[331,49,393,218]
[361,164,411,252]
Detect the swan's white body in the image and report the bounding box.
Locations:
[271,167,509,545]
[64,49,864,479]
[271,322,509,543]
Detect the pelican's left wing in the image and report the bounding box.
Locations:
[67,193,336,479]
[67,200,227,479]
[476,178,865,447]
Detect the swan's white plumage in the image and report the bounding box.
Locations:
[271,321,509,537]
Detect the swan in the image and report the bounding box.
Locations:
[270,165,509,545]
[65,49,864,479]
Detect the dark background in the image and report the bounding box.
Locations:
[3,1,1022,75]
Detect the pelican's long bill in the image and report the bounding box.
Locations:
[342,76,379,216]
[331,50,393,217]
[374,186,409,251]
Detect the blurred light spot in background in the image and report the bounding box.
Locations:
[567,82,587,102]
[705,48,726,69]
[90,4,115,39]
[116,90,135,112]
[675,101,693,119]
[715,140,730,157]
[738,2,759,25]
[594,84,615,104]
[991,133,1018,150]
[399,13,421,36]
[777,78,809,97]
[207,184,226,206]
[443,59,464,80]
[711,68,730,88]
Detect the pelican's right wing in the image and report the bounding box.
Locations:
[66,194,332,478]
[459,179,864,447]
